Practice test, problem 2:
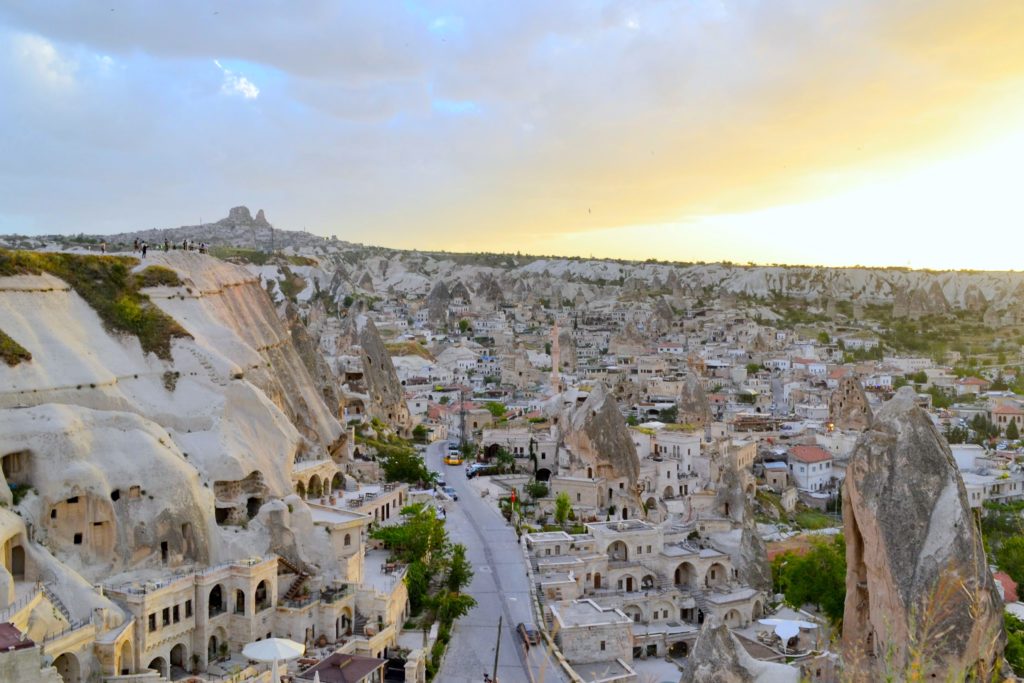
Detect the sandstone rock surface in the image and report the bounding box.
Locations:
[828,376,872,432]
[842,386,1004,679]
[681,620,799,683]
[562,384,639,485]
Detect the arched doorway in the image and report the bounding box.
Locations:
[295,481,306,498]
[705,562,727,588]
[209,584,224,616]
[147,657,167,678]
[645,497,657,513]
[724,608,743,628]
[752,600,763,620]
[623,605,643,622]
[308,475,322,498]
[235,589,246,614]
[663,486,674,499]
[10,545,25,579]
[170,643,188,671]
[341,607,353,636]
[641,574,656,590]
[208,634,219,663]
[607,540,628,562]
[674,562,697,588]
[332,473,344,492]
[536,468,551,482]
[669,641,689,658]
[119,640,133,675]
[621,507,628,520]
[255,580,270,611]
[593,572,602,589]
[53,652,81,683]
[587,467,593,478]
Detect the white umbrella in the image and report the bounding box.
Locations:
[243,638,305,683]
[313,673,321,683]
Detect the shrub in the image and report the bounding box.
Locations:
[0,329,31,366]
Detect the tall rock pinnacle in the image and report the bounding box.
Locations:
[842,387,1004,679]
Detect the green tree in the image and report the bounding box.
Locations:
[526,481,549,501]
[1006,613,1024,676]
[495,446,515,473]
[817,331,830,344]
[484,401,506,419]
[746,362,762,375]
[910,370,928,384]
[997,536,1024,587]
[458,318,471,334]
[412,424,429,444]
[555,492,571,527]
[379,447,433,486]
[772,535,846,625]
[658,405,679,423]
[1009,420,1021,441]
[446,544,474,592]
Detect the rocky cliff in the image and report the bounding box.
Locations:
[842,387,1004,679]
[828,376,872,432]
[562,384,640,485]
[681,620,800,683]
[0,251,346,587]
[678,374,713,427]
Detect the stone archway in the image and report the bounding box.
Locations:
[536,468,551,482]
[10,545,25,579]
[724,608,743,628]
[209,584,225,616]
[170,643,188,671]
[607,540,628,562]
[705,562,727,588]
[331,473,345,492]
[663,486,674,499]
[623,604,643,622]
[308,475,323,498]
[641,574,656,590]
[53,652,81,683]
[674,562,697,588]
[752,600,764,620]
[118,640,133,675]
[147,657,167,678]
[255,579,270,611]
[295,480,306,498]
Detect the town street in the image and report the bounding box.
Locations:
[428,441,567,683]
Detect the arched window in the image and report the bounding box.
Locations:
[344,533,352,547]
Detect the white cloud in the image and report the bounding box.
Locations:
[12,33,76,87]
[213,59,259,99]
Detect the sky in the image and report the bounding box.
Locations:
[2,1,1024,270]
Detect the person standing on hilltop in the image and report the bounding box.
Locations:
[141,242,147,258]
[133,238,139,252]
[100,241,106,254]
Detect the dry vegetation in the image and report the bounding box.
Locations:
[0,249,191,359]
[0,328,31,366]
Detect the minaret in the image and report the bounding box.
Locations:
[550,320,561,392]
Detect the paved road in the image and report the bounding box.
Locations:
[429,442,566,683]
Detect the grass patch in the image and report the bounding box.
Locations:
[0,329,31,366]
[0,249,191,360]
[209,246,317,267]
[135,265,183,288]
[794,509,836,530]
[385,341,435,360]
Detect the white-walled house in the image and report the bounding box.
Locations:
[787,445,834,492]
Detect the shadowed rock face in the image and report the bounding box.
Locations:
[678,374,712,427]
[426,280,450,327]
[713,455,772,592]
[828,376,872,432]
[346,314,412,436]
[564,384,639,484]
[842,387,1004,679]
[682,621,754,683]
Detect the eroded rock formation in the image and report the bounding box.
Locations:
[842,387,1004,680]
[678,374,712,427]
[562,384,639,485]
[828,376,872,432]
[681,620,799,683]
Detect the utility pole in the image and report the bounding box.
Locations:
[459,387,467,453]
[491,615,502,683]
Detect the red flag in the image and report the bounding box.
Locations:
[510,489,517,504]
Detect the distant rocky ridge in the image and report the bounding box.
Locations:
[8,206,1024,319]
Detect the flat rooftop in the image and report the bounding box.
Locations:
[587,520,655,534]
[571,659,638,682]
[551,600,632,628]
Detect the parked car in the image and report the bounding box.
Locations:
[466,463,486,478]
[443,486,459,501]
[517,623,540,646]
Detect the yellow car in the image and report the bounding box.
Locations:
[444,453,463,466]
